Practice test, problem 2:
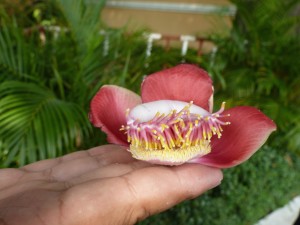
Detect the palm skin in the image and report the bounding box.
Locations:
[0,145,222,225]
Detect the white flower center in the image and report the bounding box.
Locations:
[128,100,210,123]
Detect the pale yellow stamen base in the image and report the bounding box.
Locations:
[129,141,211,165]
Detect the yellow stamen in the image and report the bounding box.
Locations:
[130,141,211,165]
[122,101,230,164]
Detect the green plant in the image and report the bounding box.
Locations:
[0,0,148,166]
[205,0,300,154]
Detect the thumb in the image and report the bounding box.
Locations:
[121,164,223,224]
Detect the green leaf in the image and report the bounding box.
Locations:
[0,81,91,166]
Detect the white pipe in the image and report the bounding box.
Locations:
[106,1,237,16]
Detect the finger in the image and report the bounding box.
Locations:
[70,161,153,185]
[87,144,127,157]
[61,164,222,225]
[0,169,25,190]
[22,145,136,182]
[22,145,128,172]
[22,150,91,172]
[22,158,62,172]
[120,164,223,222]
[47,146,135,181]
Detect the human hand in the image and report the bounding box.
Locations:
[0,145,222,225]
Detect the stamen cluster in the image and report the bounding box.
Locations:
[121,102,230,154]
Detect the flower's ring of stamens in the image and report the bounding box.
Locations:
[130,142,211,165]
[121,100,230,164]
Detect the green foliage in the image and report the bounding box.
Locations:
[139,146,300,225]
[0,81,90,166]
[207,0,300,154]
[0,0,148,166]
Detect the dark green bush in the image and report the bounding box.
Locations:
[209,0,300,154]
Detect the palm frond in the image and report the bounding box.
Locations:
[52,0,111,104]
[0,81,91,166]
[0,12,47,83]
[0,20,27,80]
[55,0,105,65]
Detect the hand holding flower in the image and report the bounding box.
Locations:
[0,145,222,225]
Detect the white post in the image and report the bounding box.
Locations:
[144,33,162,68]
[145,33,162,58]
[180,35,196,57]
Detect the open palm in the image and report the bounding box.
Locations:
[0,145,222,225]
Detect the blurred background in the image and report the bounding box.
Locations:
[0,0,300,224]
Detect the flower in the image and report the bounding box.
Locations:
[89,64,276,168]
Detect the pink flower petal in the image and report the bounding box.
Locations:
[89,85,142,146]
[141,64,213,111]
[192,106,277,168]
